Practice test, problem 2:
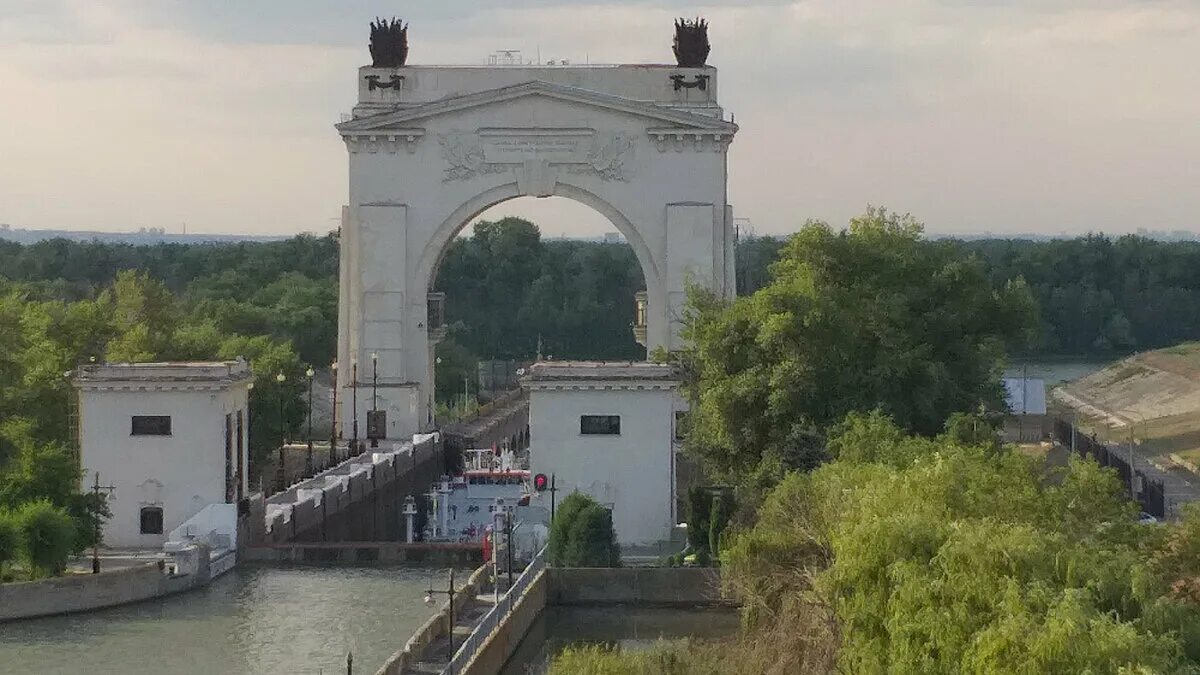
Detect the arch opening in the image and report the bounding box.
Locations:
[429,193,651,422]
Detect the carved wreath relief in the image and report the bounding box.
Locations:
[437,131,635,183]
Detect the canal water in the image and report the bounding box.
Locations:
[0,564,450,675]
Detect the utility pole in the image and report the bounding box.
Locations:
[90,472,114,574]
[549,473,557,523]
[305,367,315,476]
[506,511,514,589]
[329,361,339,466]
[370,352,379,449]
[351,361,359,453]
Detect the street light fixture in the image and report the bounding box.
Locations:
[305,367,315,476]
[351,361,359,454]
[424,568,457,675]
[329,361,339,465]
[371,352,379,449]
[275,372,286,492]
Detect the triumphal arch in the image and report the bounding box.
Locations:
[335,26,738,441]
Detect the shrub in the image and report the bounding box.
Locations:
[708,491,735,557]
[563,503,621,567]
[549,492,595,566]
[687,486,712,552]
[16,500,76,578]
[549,492,620,567]
[0,510,18,577]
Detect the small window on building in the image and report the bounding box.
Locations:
[140,506,164,534]
[674,411,687,442]
[131,415,171,436]
[580,415,621,435]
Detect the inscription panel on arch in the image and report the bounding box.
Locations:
[481,135,589,163]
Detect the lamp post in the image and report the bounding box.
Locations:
[424,568,457,675]
[305,366,315,477]
[329,361,339,466]
[371,352,379,449]
[351,361,359,454]
[275,372,286,492]
[549,473,558,523]
[90,472,114,574]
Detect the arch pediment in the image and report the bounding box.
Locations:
[336,80,738,137]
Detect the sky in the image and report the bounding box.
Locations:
[0,1,1197,238]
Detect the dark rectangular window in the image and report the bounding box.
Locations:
[140,506,164,534]
[131,415,171,436]
[580,415,621,435]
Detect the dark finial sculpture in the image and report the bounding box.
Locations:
[369,17,408,68]
[673,17,710,68]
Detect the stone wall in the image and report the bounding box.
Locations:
[547,567,727,607]
[0,549,212,622]
[460,571,547,675]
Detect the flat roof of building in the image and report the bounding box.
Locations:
[521,360,679,382]
[74,360,253,385]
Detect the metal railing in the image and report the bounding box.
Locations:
[443,545,547,674]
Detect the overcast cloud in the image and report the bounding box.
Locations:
[0,1,1196,237]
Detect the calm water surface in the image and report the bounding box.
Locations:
[0,564,444,675]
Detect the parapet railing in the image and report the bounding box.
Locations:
[443,545,547,674]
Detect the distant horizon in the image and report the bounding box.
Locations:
[4,220,1200,245]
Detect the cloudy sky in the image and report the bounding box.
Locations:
[1,0,1197,237]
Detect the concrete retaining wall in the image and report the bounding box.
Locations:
[461,570,546,675]
[375,564,492,675]
[547,567,727,607]
[0,550,212,622]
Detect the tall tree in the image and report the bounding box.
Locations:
[680,208,1038,481]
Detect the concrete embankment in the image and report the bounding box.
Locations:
[454,567,730,675]
[0,546,221,622]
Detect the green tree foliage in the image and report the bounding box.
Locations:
[708,491,735,556]
[433,218,645,368]
[680,208,1038,482]
[0,510,18,577]
[16,500,76,579]
[960,234,1200,356]
[686,486,712,551]
[549,492,620,567]
[719,413,1200,674]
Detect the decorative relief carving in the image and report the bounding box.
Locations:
[567,133,635,182]
[438,132,507,181]
[438,130,635,183]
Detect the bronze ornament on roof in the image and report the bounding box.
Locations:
[672,17,710,68]
[369,17,409,68]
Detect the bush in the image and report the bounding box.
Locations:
[708,491,735,557]
[549,492,595,566]
[549,492,620,567]
[687,486,712,551]
[16,500,76,578]
[0,510,18,576]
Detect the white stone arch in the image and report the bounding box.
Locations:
[335,65,738,440]
[417,180,663,309]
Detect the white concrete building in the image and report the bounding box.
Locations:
[335,62,737,441]
[523,361,682,546]
[74,362,254,548]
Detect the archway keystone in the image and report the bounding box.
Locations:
[336,65,738,440]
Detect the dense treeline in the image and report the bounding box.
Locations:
[733,232,1200,357]
[962,236,1200,354]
